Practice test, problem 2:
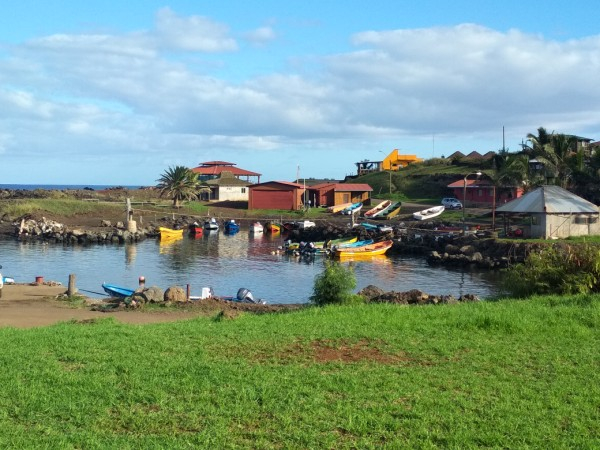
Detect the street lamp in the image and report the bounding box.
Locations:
[463,171,482,232]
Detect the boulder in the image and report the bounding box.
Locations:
[357,285,385,300]
[164,286,188,303]
[138,286,164,303]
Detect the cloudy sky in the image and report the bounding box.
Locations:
[1,0,599,186]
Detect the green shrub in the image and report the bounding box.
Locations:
[502,243,600,297]
[310,261,363,306]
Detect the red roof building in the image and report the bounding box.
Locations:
[191,161,261,183]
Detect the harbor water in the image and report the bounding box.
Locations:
[0,231,506,304]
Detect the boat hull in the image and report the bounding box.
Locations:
[413,206,445,221]
[159,227,184,239]
[334,240,394,258]
[102,283,135,298]
[364,200,392,218]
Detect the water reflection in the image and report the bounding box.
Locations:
[0,232,505,303]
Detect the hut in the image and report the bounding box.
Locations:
[248,181,305,210]
[495,185,600,239]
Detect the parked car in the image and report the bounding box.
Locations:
[441,197,463,209]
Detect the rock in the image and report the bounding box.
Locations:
[460,245,476,256]
[164,286,188,303]
[138,286,164,303]
[357,284,385,300]
[101,220,112,227]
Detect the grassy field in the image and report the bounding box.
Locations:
[0,296,598,448]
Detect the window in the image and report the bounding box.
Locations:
[241,188,246,193]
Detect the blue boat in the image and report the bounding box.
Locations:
[102,283,135,298]
[336,239,374,248]
[224,220,240,234]
[339,202,363,215]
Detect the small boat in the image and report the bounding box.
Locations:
[364,200,392,218]
[296,220,316,229]
[204,218,219,230]
[224,220,240,235]
[327,202,354,214]
[413,205,445,221]
[373,201,402,220]
[249,222,264,233]
[264,222,281,233]
[339,202,363,215]
[336,239,374,248]
[285,236,357,251]
[358,222,393,233]
[2,276,15,285]
[189,222,204,237]
[334,240,394,258]
[159,227,183,239]
[102,282,135,298]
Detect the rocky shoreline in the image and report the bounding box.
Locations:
[1,213,541,270]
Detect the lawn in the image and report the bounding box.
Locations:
[0,296,598,448]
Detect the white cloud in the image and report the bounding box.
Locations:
[243,26,277,45]
[1,17,600,184]
[155,7,237,52]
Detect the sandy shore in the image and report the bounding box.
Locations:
[0,284,207,329]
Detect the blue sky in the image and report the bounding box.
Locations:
[1,1,599,185]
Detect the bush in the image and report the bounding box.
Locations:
[502,243,600,297]
[310,261,363,306]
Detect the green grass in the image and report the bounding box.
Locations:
[0,296,598,448]
[0,198,125,218]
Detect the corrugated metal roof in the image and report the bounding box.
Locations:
[496,185,598,214]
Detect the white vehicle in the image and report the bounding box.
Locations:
[441,197,463,209]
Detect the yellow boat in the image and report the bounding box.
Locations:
[334,239,393,258]
[159,227,184,239]
[364,200,392,218]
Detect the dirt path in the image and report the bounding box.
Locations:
[0,284,211,328]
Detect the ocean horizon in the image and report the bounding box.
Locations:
[0,184,149,191]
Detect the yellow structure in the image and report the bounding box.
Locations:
[381,149,423,171]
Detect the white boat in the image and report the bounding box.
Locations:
[204,218,219,230]
[297,220,316,229]
[249,222,264,233]
[364,200,392,218]
[413,205,445,221]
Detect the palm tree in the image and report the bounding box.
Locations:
[523,127,552,157]
[156,166,201,208]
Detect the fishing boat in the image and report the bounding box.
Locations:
[102,282,135,298]
[264,222,281,233]
[249,222,264,233]
[285,236,357,251]
[413,205,445,221]
[327,202,353,214]
[339,202,363,215]
[224,220,240,235]
[189,222,204,237]
[373,201,402,220]
[364,200,392,218]
[357,222,394,233]
[334,240,394,258]
[335,239,374,248]
[204,218,219,230]
[159,227,184,239]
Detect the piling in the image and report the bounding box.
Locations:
[67,274,77,296]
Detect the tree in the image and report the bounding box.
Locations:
[156,166,201,208]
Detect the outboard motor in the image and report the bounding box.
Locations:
[236,287,255,303]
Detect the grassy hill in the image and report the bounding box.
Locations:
[350,158,489,201]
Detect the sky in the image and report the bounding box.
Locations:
[1,1,600,186]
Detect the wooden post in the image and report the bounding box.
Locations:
[126,198,137,232]
[67,274,77,296]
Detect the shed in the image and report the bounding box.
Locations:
[248,181,305,211]
[205,171,251,202]
[496,185,600,238]
[308,183,373,207]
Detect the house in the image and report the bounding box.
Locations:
[495,185,600,239]
[308,183,373,208]
[191,161,261,183]
[446,178,523,207]
[204,171,251,202]
[248,181,305,210]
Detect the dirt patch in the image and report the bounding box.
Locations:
[0,284,305,329]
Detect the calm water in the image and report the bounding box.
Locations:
[0,231,505,304]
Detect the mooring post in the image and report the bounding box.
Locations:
[67,274,77,296]
[186,284,190,301]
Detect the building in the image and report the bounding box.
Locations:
[447,177,523,207]
[496,185,600,239]
[308,183,373,208]
[355,149,423,176]
[191,161,261,202]
[204,171,251,202]
[248,181,305,210]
